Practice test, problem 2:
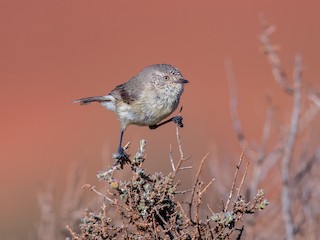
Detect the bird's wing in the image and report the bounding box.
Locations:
[109,82,140,105]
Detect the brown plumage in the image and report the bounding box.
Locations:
[74,64,188,160]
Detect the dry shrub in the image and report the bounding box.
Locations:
[66,134,268,240]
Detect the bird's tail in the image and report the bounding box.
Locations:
[73,96,105,105]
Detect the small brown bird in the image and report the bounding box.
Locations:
[73,64,188,159]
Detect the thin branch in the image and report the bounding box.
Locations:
[177,201,189,224]
[225,59,246,146]
[236,162,249,199]
[225,149,245,212]
[171,126,191,178]
[36,179,56,239]
[299,93,320,132]
[169,143,176,172]
[207,204,215,216]
[176,126,185,160]
[66,225,79,240]
[200,179,215,196]
[258,144,283,181]
[152,215,159,239]
[172,156,191,179]
[225,58,256,162]
[281,54,302,240]
[309,92,320,108]
[293,147,320,185]
[175,189,193,194]
[179,166,193,170]
[154,208,174,238]
[82,184,115,205]
[249,100,275,199]
[260,96,274,150]
[259,14,293,94]
[189,153,209,221]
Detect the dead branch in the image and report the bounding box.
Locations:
[280,54,302,240]
[225,150,245,212]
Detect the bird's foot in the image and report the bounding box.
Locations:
[149,124,157,130]
[113,147,130,168]
[172,116,184,128]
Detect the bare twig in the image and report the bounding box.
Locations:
[299,93,320,132]
[200,179,215,196]
[179,166,193,170]
[225,59,246,147]
[172,156,191,179]
[236,162,249,199]
[189,153,209,221]
[36,180,56,239]
[293,148,319,185]
[169,143,176,172]
[207,204,215,216]
[175,189,193,194]
[152,215,159,239]
[66,225,79,240]
[260,96,274,150]
[225,149,244,212]
[177,201,189,223]
[82,184,115,204]
[259,14,293,94]
[225,58,256,162]
[249,100,275,198]
[171,126,192,178]
[176,126,185,160]
[154,208,175,239]
[281,54,302,240]
[101,204,108,238]
[309,93,320,108]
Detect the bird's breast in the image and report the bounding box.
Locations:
[138,88,181,125]
[116,85,182,127]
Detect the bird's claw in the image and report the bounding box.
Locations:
[149,125,157,130]
[113,147,130,168]
[172,116,184,128]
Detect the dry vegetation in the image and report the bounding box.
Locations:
[36,130,268,240]
[65,131,268,240]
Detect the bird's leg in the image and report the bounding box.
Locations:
[113,129,129,166]
[118,129,125,155]
[149,116,184,130]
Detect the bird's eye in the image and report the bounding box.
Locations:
[163,76,170,80]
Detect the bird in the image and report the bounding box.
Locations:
[73,64,188,160]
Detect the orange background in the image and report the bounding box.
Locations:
[1,1,320,238]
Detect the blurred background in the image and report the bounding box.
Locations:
[1,0,320,239]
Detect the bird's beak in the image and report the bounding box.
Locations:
[177,78,189,84]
